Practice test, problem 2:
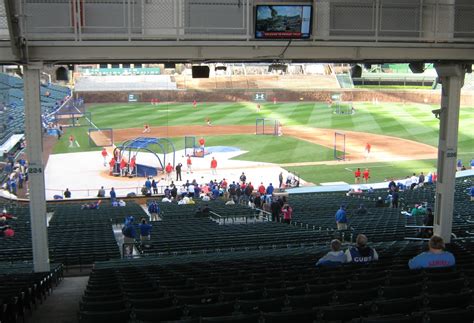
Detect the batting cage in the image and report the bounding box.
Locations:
[331,93,354,115]
[89,128,114,147]
[184,136,206,158]
[116,137,176,177]
[334,132,346,161]
[256,118,280,136]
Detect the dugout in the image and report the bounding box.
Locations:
[115,137,175,177]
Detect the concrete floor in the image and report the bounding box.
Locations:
[28,276,89,323]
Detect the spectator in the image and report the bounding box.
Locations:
[0,218,14,238]
[258,182,266,195]
[81,200,101,210]
[391,190,399,208]
[148,201,160,221]
[408,235,455,270]
[266,183,274,195]
[64,188,71,198]
[418,172,425,185]
[97,186,106,197]
[139,218,152,245]
[239,172,246,183]
[286,173,293,186]
[110,187,117,202]
[151,178,158,195]
[228,182,237,202]
[145,177,152,193]
[270,198,281,222]
[456,159,462,171]
[346,234,378,264]
[141,185,151,197]
[419,208,434,238]
[335,205,347,230]
[122,216,136,244]
[1,209,16,220]
[188,182,195,198]
[171,185,177,199]
[164,186,171,198]
[211,186,219,200]
[279,172,283,188]
[469,186,474,201]
[281,203,293,224]
[410,173,419,190]
[388,178,396,191]
[401,204,426,217]
[254,193,262,209]
[316,239,347,266]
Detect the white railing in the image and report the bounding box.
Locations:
[16,0,474,44]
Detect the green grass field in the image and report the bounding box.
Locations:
[52,101,474,184]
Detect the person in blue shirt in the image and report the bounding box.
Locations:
[470,159,474,169]
[145,178,152,194]
[408,235,455,270]
[335,205,347,230]
[148,201,160,221]
[122,216,136,244]
[469,186,474,201]
[139,218,152,244]
[346,234,378,264]
[266,183,274,195]
[316,239,347,267]
[110,187,117,202]
[211,186,219,199]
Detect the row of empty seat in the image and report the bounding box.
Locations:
[81,239,474,322]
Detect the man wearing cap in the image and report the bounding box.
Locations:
[335,205,348,230]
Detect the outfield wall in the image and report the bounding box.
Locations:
[76,89,474,106]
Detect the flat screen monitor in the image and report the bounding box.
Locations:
[255,4,312,39]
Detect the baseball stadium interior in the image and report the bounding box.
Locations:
[1,1,474,322]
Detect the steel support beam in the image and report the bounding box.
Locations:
[24,63,50,272]
[23,43,474,64]
[433,63,466,244]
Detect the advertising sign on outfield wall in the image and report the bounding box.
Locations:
[128,94,139,102]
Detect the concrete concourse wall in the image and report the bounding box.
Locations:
[76,89,474,106]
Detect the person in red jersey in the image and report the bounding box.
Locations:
[165,162,173,181]
[210,157,217,175]
[363,168,370,183]
[354,168,361,184]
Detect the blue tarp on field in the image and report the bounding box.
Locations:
[127,137,160,149]
[205,146,241,154]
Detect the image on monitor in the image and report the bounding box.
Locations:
[255,5,312,39]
